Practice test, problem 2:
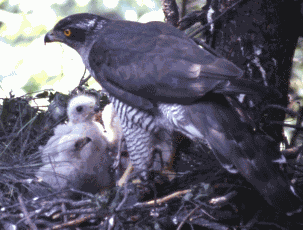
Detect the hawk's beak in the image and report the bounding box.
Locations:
[44,30,57,45]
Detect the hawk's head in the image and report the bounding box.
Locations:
[44,13,108,55]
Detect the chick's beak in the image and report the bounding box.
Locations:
[94,104,101,113]
[44,30,56,45]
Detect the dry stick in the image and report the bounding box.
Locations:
[117,163,134,187]
[177,191,237,229]
[79,68,88,85]
[190,209,217,221]
[50,214,96,230]
[115,185,131,211]
[177,205,200,230]
[258,222,288,230]
[61,203,68,223]
[1,177,41,184]
[69,188,95,198]
[18,195,38,230]
[209,191,237,206]
[59,208,99,216]
[71,69,91,95]
[78,75,91,87]
[135,189,191,208]
[0,213,25,219]
[176,203,216,230]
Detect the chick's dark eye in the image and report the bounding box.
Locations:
[64,29,72,37]
[76,106,83,112]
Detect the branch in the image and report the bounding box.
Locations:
[18,195,38,230]
[50,213,97,230]
[209,191,238,206]
[188,0,246,38]
[161,0,179,27]
[134,189,191,207]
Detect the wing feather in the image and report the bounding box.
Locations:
[88,21,278,109]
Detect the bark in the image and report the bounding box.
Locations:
[191,0,303,143]
[161,0,180,27]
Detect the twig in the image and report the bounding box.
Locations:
[61,203,67,223]
[44,198,92,208]
[78,75,91,87]
[177,205,200,230]
[71,69,91,95]
[161,0,179,27]
[115,184,132,211]
[177,204,214,230]
[50,213,96,230]
[69,188,95,198]
[0,177,41,184]
[261,104,297,117]
[3,191,92,211]
[59,208,100,216]
[209,191,237,206]
[190,208,217,221]
[18,194,38,230]
[258,221,288,230]
[0,212,25,219]
[189,0,246,38]
[192,38,223,58]
[117,163,133,187]
[135,189,191,207]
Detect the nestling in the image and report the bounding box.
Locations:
[36,94,114,193]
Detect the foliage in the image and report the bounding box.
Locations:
[0,0,163,98]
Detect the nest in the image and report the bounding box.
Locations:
[0,87,303,230]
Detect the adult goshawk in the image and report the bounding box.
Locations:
[44,13,301,213]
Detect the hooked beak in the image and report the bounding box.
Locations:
[44,30,59,45]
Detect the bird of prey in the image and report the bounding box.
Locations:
[36,94,114,193]
[44,13,301,213]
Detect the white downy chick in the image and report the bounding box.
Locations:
[36,94,114,193]
[101,103,130,183]
[101,103,125,161]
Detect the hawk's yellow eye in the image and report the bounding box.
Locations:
[64,29,72,37]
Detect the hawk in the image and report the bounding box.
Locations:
[36,94,114,193]
[44,13,301,213]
